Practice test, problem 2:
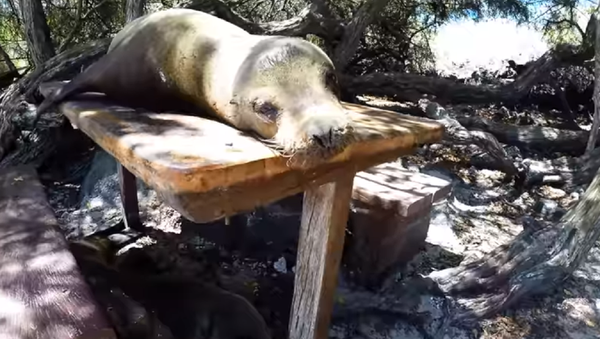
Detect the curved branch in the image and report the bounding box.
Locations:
[182,0,343,39]
[59,0,109,53]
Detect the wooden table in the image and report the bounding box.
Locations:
[39,83,444,339]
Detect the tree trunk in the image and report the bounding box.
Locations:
[19,0,55,68]
[343,72,510,104]
[587,10,600,154]
[331,0,392,70]
[125,0,146,23]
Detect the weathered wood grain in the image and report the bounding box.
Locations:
[289,174,354,339]
[0,165,117,339]
[39,82,444,223]
[346,163,453,287]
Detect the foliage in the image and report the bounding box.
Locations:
[343,0,531,74]
[44,0,124,52]
[0,0,596,76]
[0,0,28,67]
[227,0,533,74]
[533,0,598,47]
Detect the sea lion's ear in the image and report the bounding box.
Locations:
[229,95,240,105]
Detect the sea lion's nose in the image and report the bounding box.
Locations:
[311,127,342,149]
[311,133,328,148]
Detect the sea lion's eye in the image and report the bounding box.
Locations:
[252,100,278,121]
[325,71,337,85]
[324,71,340,97]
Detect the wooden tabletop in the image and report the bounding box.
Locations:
[39,82,444,222]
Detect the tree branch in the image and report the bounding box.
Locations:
[331,0,393,70]
[182,0,343,39]
[59,0,109,53]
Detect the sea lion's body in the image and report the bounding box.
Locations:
[119,275,272,339]
[36,9,352,165]
[70,238,272,339]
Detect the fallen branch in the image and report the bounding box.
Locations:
[456,116,591,154]
[341,36,596,106]
[182,0,343,39]
[586,11,600,154]
[421,100,521,179]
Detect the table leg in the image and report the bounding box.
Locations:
[117,163,142,232]
[288,174,355,339]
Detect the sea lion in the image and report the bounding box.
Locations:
[34,8,353,167]
[70,238,272,339]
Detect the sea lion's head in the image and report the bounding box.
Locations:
[231,37,354,167]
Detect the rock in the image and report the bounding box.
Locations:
[64,148,181,239]
[422,100,447,119]
[273,257,287,274]
[533,199,566,221]
[538,186,567,199]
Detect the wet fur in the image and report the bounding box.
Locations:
[33,9,353,165]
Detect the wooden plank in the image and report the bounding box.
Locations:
[352,162,453,217]
[39,82,444,223]
[288,174,354,339]
[0,165,117,339]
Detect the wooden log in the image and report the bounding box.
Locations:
[0,165,117,339]
[38,82,445,224]
[456,115,590,153]
[289,174,354,339]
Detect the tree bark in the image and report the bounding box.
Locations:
[125,0,146,23]
[587,11,600,154]
[19,0,55,68]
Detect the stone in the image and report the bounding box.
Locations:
[533,198,566,221]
